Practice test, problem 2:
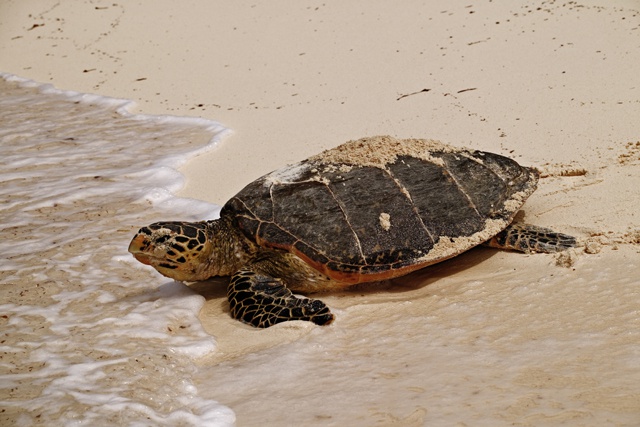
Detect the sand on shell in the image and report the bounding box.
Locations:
[2,0,640,425]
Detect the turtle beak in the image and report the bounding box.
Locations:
[128,234,152,265]
[133,253,152,265]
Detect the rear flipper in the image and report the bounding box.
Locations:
[484,223,576,253]
[228,269,334,328]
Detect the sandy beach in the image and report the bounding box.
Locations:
[2,0,639,425]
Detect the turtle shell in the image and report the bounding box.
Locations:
[221,136,538,283]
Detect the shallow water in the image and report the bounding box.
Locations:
[195,246,640,426]
[0,74,234,426]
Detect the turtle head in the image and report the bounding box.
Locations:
[128,221,216,281]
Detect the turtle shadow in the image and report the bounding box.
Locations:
[187,277,229,300]
[186,276,236,314]
[339,245,498,296]
[187,277,233,316]
[186,245,499,303]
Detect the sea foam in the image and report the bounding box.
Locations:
[0,73,235,426]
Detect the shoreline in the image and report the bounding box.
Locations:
[2,1,639,425]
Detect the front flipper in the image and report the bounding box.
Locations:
[484,223,577,253]
[228,269,334,328]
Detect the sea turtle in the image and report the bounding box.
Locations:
[129,136,576,328]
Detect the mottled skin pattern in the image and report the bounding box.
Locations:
[486,223,577,253]
[130,217,341,327]
[128,137,577,328]
[228,268,334,328]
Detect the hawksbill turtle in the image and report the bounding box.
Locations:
[129,136,576,327]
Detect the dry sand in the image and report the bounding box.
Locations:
[2,0,640,425]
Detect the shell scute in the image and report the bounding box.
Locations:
[387,154,486,238]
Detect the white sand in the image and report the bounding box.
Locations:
[2,0,639,425]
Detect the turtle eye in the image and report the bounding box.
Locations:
[155,235,171,244]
